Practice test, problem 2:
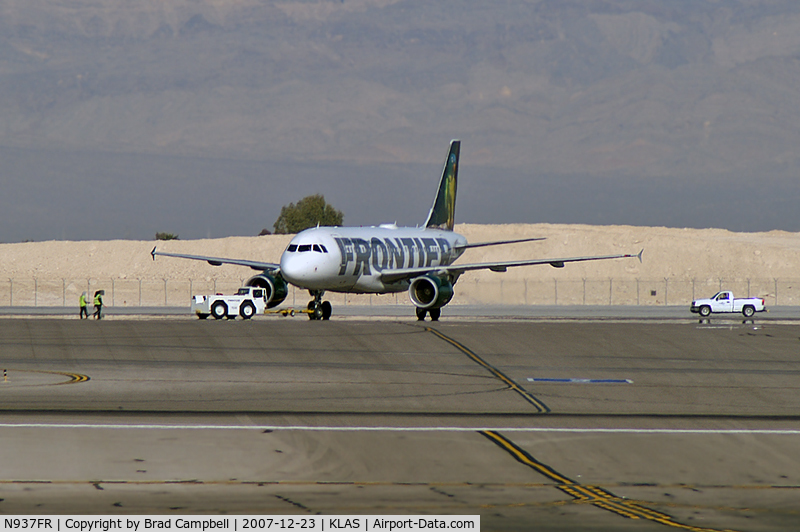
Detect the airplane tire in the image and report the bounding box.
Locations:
[240,302,256,319]
[321,301,332,320]
[699,305,711,317]
[429,308,441,321]
[211,301,227,320]
[415,307,427,321]
[308,301,319,320]
[742,305,755,318]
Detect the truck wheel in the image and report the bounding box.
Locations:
[197,313,209,320]
[742,305,755,318]
[211,301,227,320]
[240,302,256,319]
[699,305,711,317]
[321,301,332,320]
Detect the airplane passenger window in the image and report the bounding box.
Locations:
[298,244,312,252]
[287,245,298,252]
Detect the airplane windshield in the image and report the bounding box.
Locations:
[287,243,328,253]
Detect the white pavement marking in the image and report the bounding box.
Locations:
[0,423,798,435]
[527,378,633,384]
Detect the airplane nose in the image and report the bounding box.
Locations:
[280,254,303,280]
[281,254,322,286]
[280,241,340,290]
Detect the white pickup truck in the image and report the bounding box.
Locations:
[191,286,268,320]
[690,291,766,318]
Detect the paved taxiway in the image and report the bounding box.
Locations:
[3,304,800,320]
[0,317,798,530]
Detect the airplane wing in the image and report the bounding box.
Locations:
[454,236,546,251]
[151,247,280,272]
[380,250,643,284]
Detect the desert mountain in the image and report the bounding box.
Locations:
[2,1,800,240]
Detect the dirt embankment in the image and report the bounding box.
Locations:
[2,224,798,307]
[3,223,800,282]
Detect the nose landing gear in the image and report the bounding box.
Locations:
[307,291,332,320]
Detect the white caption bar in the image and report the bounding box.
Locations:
[0,516,480,532]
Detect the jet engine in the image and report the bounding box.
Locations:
[409,274,454,309]
[245,273,288,308]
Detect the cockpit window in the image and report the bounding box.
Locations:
[291,243,327,252]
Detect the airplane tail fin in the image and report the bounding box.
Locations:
[424,140,460,231]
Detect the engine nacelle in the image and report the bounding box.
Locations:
[409,274,454,309]
[245,273,288,309]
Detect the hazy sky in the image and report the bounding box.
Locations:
[3,1,800,242]
[5,143,796,243]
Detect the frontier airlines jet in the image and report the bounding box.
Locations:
[152,140,642,321]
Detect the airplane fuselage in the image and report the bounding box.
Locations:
[280,225,468,293]
[151,139,639,321]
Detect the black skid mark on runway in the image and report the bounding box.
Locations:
[429,486,456,499]
[274,494,316,514]
[480,430,741,532]
[424,327,550,413]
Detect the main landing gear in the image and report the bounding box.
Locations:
[307,291,332,320]
[416,307,440,321]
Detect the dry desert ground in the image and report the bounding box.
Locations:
[1,224,799,308]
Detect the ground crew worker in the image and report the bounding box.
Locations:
[93,291,103,320]
[79,292,89,319]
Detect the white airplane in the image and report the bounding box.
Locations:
[152,140,642,321]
